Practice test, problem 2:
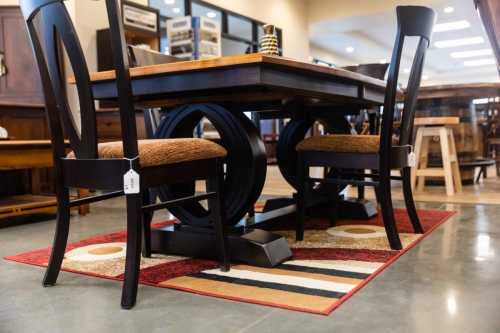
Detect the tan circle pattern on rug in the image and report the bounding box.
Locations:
[64,242,127,262]
[326,225,387,239]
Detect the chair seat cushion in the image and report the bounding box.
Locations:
[296,135,389,154]
[67,138,227,167]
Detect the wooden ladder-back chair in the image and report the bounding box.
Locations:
[295,6,436,250]
[20,0,230,309]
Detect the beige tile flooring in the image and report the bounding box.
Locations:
[261,165,500,205]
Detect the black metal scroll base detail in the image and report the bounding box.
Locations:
[154,103,267,226]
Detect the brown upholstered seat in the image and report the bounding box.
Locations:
[67,138,227,167]
[296,134,393,154]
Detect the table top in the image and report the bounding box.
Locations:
[82,54,389,109]
[82,54,386,88]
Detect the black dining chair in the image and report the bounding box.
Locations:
[20,0,230,309]
[295,6,435,250]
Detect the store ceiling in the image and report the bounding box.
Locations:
[309,0,499,86]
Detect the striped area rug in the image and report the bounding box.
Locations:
[4,208,454,315]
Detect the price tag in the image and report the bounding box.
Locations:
[124,169,140,194]
[408,151,416,167]
[123,156,140,194]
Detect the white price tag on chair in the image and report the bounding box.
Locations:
[124,169,140,194]
[124,156,140,194]
[408,151,416,167]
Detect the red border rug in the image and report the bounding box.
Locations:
[4,208,454,315]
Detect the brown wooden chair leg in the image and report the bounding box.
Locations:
[296,155,308,241]
[121,194,143,309]
[141,190,153,258]
[402,167,424,234]
[77,189,90,215]
[43,188,71,286]
[378,175,402,250]
[207,159,230,271]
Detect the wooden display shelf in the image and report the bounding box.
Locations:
[0,194,57,219]
[0,140,90,220]
[0,192,88,220]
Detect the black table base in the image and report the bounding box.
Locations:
[148,102,379,267]
[151,225,293,268]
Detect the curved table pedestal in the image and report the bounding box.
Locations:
[149,103,377,267]
[150,103,291,267]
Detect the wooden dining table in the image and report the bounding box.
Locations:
[84,53,387,267]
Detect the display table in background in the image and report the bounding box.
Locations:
[0,140,89,220]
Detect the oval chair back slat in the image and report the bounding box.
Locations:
[380,6,436,161]
[20,0,140,161]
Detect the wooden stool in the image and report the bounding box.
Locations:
[411,117,462,196]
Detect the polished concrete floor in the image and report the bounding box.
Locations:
[1,198,500,333]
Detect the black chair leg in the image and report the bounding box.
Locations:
[43,188,71,286]
[378,178,403,250]
[372,170,381,204]
[207,159,230,271]
[121,194,143,309]
[357,169,365,200]
[357,185,365,200]
[328,183,339,227]
[296,156,308,241]
[248,206,256,218]
[141,190,153,258]
[402,167,424,234]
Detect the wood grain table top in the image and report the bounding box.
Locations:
[74,54,387,89]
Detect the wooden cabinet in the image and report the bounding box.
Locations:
[0,7,44,106]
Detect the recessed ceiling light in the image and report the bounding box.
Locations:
[444,6,454,14]
[206,11,217,18]
[450,49,493,58]
[464,58,496,67]
[434,37,484,48]
[164,0,175,5]
[345,46,354,53]
[172,7,181,13]
[433,20,470,33]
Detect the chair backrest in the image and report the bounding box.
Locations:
[379,6,435,160]
[20,0,139,160]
